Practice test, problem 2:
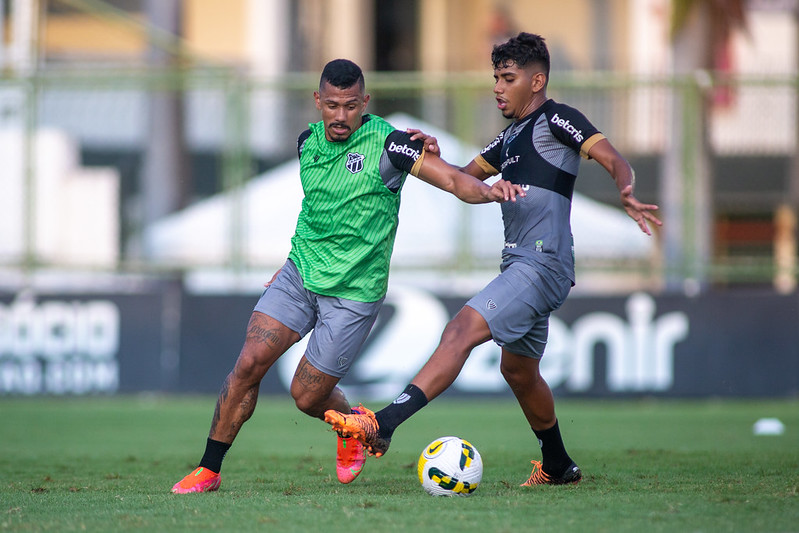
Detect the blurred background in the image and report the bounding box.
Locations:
[0,0,797,400]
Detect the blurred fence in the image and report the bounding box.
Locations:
[1,67,797,292]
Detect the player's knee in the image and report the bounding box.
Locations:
[499,362,518,387]
[438,310,489,357]
[439,321,477,356]
[231,348,269,385]
[500,359,539,389]
[291,388,323,417]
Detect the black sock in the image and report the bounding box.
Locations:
[198,438,231,473]
[374,384,429,440]
[533,420,573,477]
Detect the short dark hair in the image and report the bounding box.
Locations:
[491,32,550,79]
[320,59,365,90]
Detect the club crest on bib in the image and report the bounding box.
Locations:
[346,152,365,174]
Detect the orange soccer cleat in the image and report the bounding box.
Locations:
[324,404,390,457]
[335,406,368,484]
[336,433,367,484]
[521,460,582,486]
[171,466,221,494]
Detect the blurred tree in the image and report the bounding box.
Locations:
[140,0,189,258]
[670,0,746,65]
[661,0,746,292]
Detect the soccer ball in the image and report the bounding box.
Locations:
[417,436,483,496]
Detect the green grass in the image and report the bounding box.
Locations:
[1,396,798,532]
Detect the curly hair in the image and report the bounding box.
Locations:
[320,59,365,91]
[491,32,550,79]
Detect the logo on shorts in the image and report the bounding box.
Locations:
[338,356,348,368]
[486,299,497,310]
[346,152,365,173]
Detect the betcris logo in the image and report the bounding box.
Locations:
[550,113,584,143]
[388,141,421,161]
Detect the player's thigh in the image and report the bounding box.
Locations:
[467,262,569,357]
[303,294,384,379]
[253,259,317,338]
[503,314,550,359]
[442,305,493,350]
[236,311,301,379]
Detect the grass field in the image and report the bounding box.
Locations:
[1,395,797,533]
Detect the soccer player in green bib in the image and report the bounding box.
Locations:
[172,59,524,493]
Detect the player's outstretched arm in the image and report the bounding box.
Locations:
[588,138,662,235]
[414,152,525,204]
[407,128,486,177]
[619,185,662,236]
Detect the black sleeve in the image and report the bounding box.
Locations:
[297,129,312,159]
[478,130,506,173]
[546,103,600,152]
[383,130,424,173]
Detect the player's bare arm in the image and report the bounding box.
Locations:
[411,129,491,181]
[460,159,494,180]
[588,138,662,236]
[415,152,525,204]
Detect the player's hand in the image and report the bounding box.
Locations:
[486,179,525,203]
[264,268,282,288]
[620,185,662,235]
[407,128,440,155]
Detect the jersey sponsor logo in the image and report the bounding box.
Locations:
[346,152,365,173]
[504,242,517,248]
[481,131,504,154]
[501,155,520,172]
[550,112,584,143]
[486,299,497,310]
[387,141,421,161]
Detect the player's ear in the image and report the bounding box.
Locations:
[314,91,322,110]
[532,71,547,92]
[362,93,371,109]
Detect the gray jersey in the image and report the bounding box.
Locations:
[474,99,605,284]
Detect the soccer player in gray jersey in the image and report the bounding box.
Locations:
[326,33,662,486]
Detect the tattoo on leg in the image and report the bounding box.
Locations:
[228,385,258,440]
[247,322,282,349]
[209,374,232,437]
[295,359,325,392]
[209,372,259,441]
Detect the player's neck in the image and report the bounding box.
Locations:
[515,93,548,121]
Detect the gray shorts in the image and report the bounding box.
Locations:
[466,261,571,358]
[253,260,384,378]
